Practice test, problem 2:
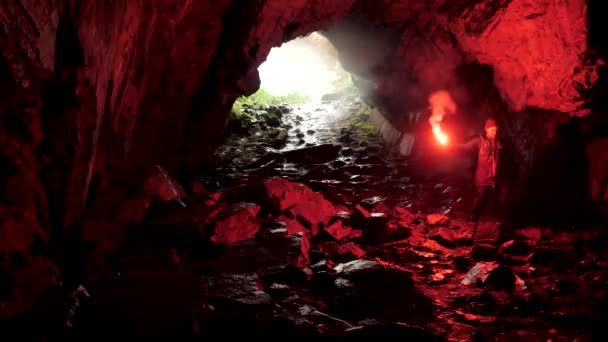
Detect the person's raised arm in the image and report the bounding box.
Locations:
[453,136,480,152]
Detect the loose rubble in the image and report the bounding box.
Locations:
[2,98,606,341]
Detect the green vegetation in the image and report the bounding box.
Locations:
[350,102,380,138]
[353,121,379,137]
[232,88,310,115]
[331,73,358,95]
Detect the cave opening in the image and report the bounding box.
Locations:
[227,30,367,148]
[2,1,608,340]
[257,32,354,103]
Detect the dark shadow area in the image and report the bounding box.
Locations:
[518,115,592,228]
[586,0,608,111]
[37,7,85,239]
[0,54,11,81]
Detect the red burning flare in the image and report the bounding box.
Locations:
[428,90,456,146]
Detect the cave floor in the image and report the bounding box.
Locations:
[7,95,608,341]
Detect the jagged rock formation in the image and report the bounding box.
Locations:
[1,0,607,330]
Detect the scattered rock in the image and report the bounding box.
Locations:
[334,259,383,277]
[350,205,391,244]
[484,264,516,291]
[275,214,308,235]
[333,243,366,262]
[297,304,355,333]
[453,256,473,273]
[210,203,261,244]
[263,178,336,231]
[394,206,418,226]
[462,262,499,286]
[263,113,281,127]
[473,221,506,244]
[144,165,186,205]
[322,220,353,241]
[426,214,450,226]
[430,227,473,247]
[360,196,386,207]
[471,244,498,261]
[516,227,541,244]
[454,310,497,324]
[271,128,288,147]
[206,273,275,336]
[498,240,533,256]
[429,271,448,284]
[447,322,478,342]
[209,273,271,305]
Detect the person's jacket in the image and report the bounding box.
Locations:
[459,135,502,187]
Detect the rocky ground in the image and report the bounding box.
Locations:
[1,95,607,341]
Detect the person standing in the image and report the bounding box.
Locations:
[457,118,502,238]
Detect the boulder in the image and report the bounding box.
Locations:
[426,214,450,226]
[471,244,498,261]
[144,166,186,204]
[115,196,151,226]
[275,214,308,235]
[263,178,336,231]
[321,220,353,241]
[430,227,472,247]
[332,243,366,263]
[271,128,288,148]
[210,203,261,244]
[394,206,418,226]
[461,262,499,286]
[350,205,391,244]
[206,273,274,337]
[516,227,542,244]
[498,240,533,257]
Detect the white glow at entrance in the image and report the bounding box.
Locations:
[258,32,348,102]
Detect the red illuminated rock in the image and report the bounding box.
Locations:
[144,169,186,203]
[430,227,473,247]
[322,220,353,241]
[426,214,450,226]
[275,214,308,235]
[471,244,498,261]
[351,204,394,244]
[394,206,418,226]
[516,227,542,244]
[210,203,261,244]
[263,178,336,231]
[115,196,151,226]
[333,242,366,263]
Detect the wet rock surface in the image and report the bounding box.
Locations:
[2,96,605,340]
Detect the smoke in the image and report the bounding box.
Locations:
[428,90,457,145]
[429,90,457,126]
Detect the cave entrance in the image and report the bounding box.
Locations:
[224,31,380,166]
[257,32,353,102]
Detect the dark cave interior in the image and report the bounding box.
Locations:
[1,0,608,340]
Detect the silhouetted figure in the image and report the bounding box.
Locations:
[457,118,502,239]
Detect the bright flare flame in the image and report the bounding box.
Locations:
[258,32,347,101]
[432,125,449,145]
[428,90,456,146]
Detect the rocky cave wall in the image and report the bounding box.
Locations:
[1,0,607,276]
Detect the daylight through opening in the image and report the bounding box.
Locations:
[257,32,354,103]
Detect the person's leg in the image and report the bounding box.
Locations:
[471,185,492,240]
[471,185,492,223]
